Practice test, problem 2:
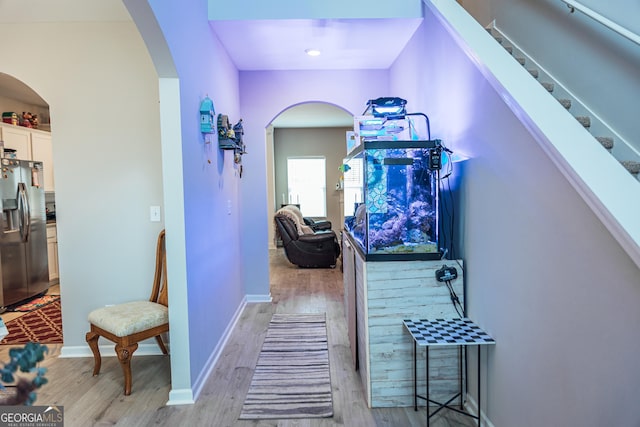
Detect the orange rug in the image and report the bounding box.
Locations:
[8,294,60,312]
[1,301,63,345]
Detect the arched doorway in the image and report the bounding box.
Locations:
[0,73,60,336]
[266,101,352,270]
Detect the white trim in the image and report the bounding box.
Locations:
[489,24,640,178]
[559,0,640,46]
[245,294,272,303]
[167,388,195,406]
[58,343,167,358]
[190,297,248,401]
[425,0,640,271]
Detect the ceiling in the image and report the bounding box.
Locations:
[0,4,423,127]
[211,17,422,127]
[209,18,423,71]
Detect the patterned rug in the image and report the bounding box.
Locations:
[239,313,333,419]
[1,301,63,345]
[8,294,60,312]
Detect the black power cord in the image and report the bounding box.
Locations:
[436,264,465,317]
[444,279,465,318]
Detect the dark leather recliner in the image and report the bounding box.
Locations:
[280,204,332,232]
[274,213,340,268]
[303,217,332,232]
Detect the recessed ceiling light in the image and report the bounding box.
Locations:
[305,48,321,57]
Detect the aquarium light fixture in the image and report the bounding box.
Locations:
[366,97,407,118]
[305,48,321,57]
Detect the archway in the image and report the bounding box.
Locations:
[266,101,353,270]
[0,73,60,326]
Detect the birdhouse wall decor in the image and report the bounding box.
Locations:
[199,96,215,134]
[217,113,247,176]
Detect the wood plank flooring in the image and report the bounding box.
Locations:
[0,249,476,426]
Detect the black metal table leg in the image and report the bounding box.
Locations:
[426,346,430,427]
[414,341,417,411]
[459,345,463,409]
[478,345,481,427]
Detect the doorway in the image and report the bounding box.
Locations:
[0,73,61,344]
[266,102,353,254]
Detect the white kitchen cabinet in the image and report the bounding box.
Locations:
[1,123,54,191]
[46,224,59,283]
[31,131,54,192]
[1,123,32,160]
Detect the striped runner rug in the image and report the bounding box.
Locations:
[239,313,333,419]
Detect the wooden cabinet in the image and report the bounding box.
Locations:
[0,123,54,191]
[46,224,59,283]
[342,231,465,408]
[342,235,358,368]
[1,124,32,160]
[31,132,55,192]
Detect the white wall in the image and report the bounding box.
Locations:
[460,0,640,155]
[238,69,389,296]
[0,9,164,357]
[387,2,640,425]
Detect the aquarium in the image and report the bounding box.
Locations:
[343,139,442,261]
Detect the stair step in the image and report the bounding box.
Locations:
[541,82,554,92]
[559,99,572,109]
[596,136,614,150]
[576,116,591,128]
[621,160,640,175]
[528,69,539,78]
[516,57,526,66]
[504,46,513,54]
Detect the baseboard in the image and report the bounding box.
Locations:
[166,388,195,405]
[190,296,248,401]
[464,395,496,427]
[245,293,272,303]
[59,343,167,358]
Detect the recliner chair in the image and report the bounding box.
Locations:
[280,204,332,232]
[274,213,340,268]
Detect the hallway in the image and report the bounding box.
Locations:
[0,249,475,426]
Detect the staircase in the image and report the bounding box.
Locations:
[486,25,640,180]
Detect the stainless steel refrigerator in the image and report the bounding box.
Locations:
[0,158,49,308]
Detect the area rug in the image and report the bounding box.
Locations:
[239,313,333,419]
[8,294,60,312]
[1,301,63,345]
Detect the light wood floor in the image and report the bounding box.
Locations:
[0,250,475,426]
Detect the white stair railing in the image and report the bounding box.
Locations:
[559,0,640,46]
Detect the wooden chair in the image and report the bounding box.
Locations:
[85,229,169,395]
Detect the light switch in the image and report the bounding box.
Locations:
[150,206,161,222]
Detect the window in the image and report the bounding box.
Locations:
[287,157,326,217]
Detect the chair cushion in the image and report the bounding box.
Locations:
[88,301,168,337]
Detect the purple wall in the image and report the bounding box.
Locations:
[388,3,640,425]
[238,69,389,296]
[148,0,244,396]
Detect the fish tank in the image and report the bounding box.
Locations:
[343,139,442,261]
